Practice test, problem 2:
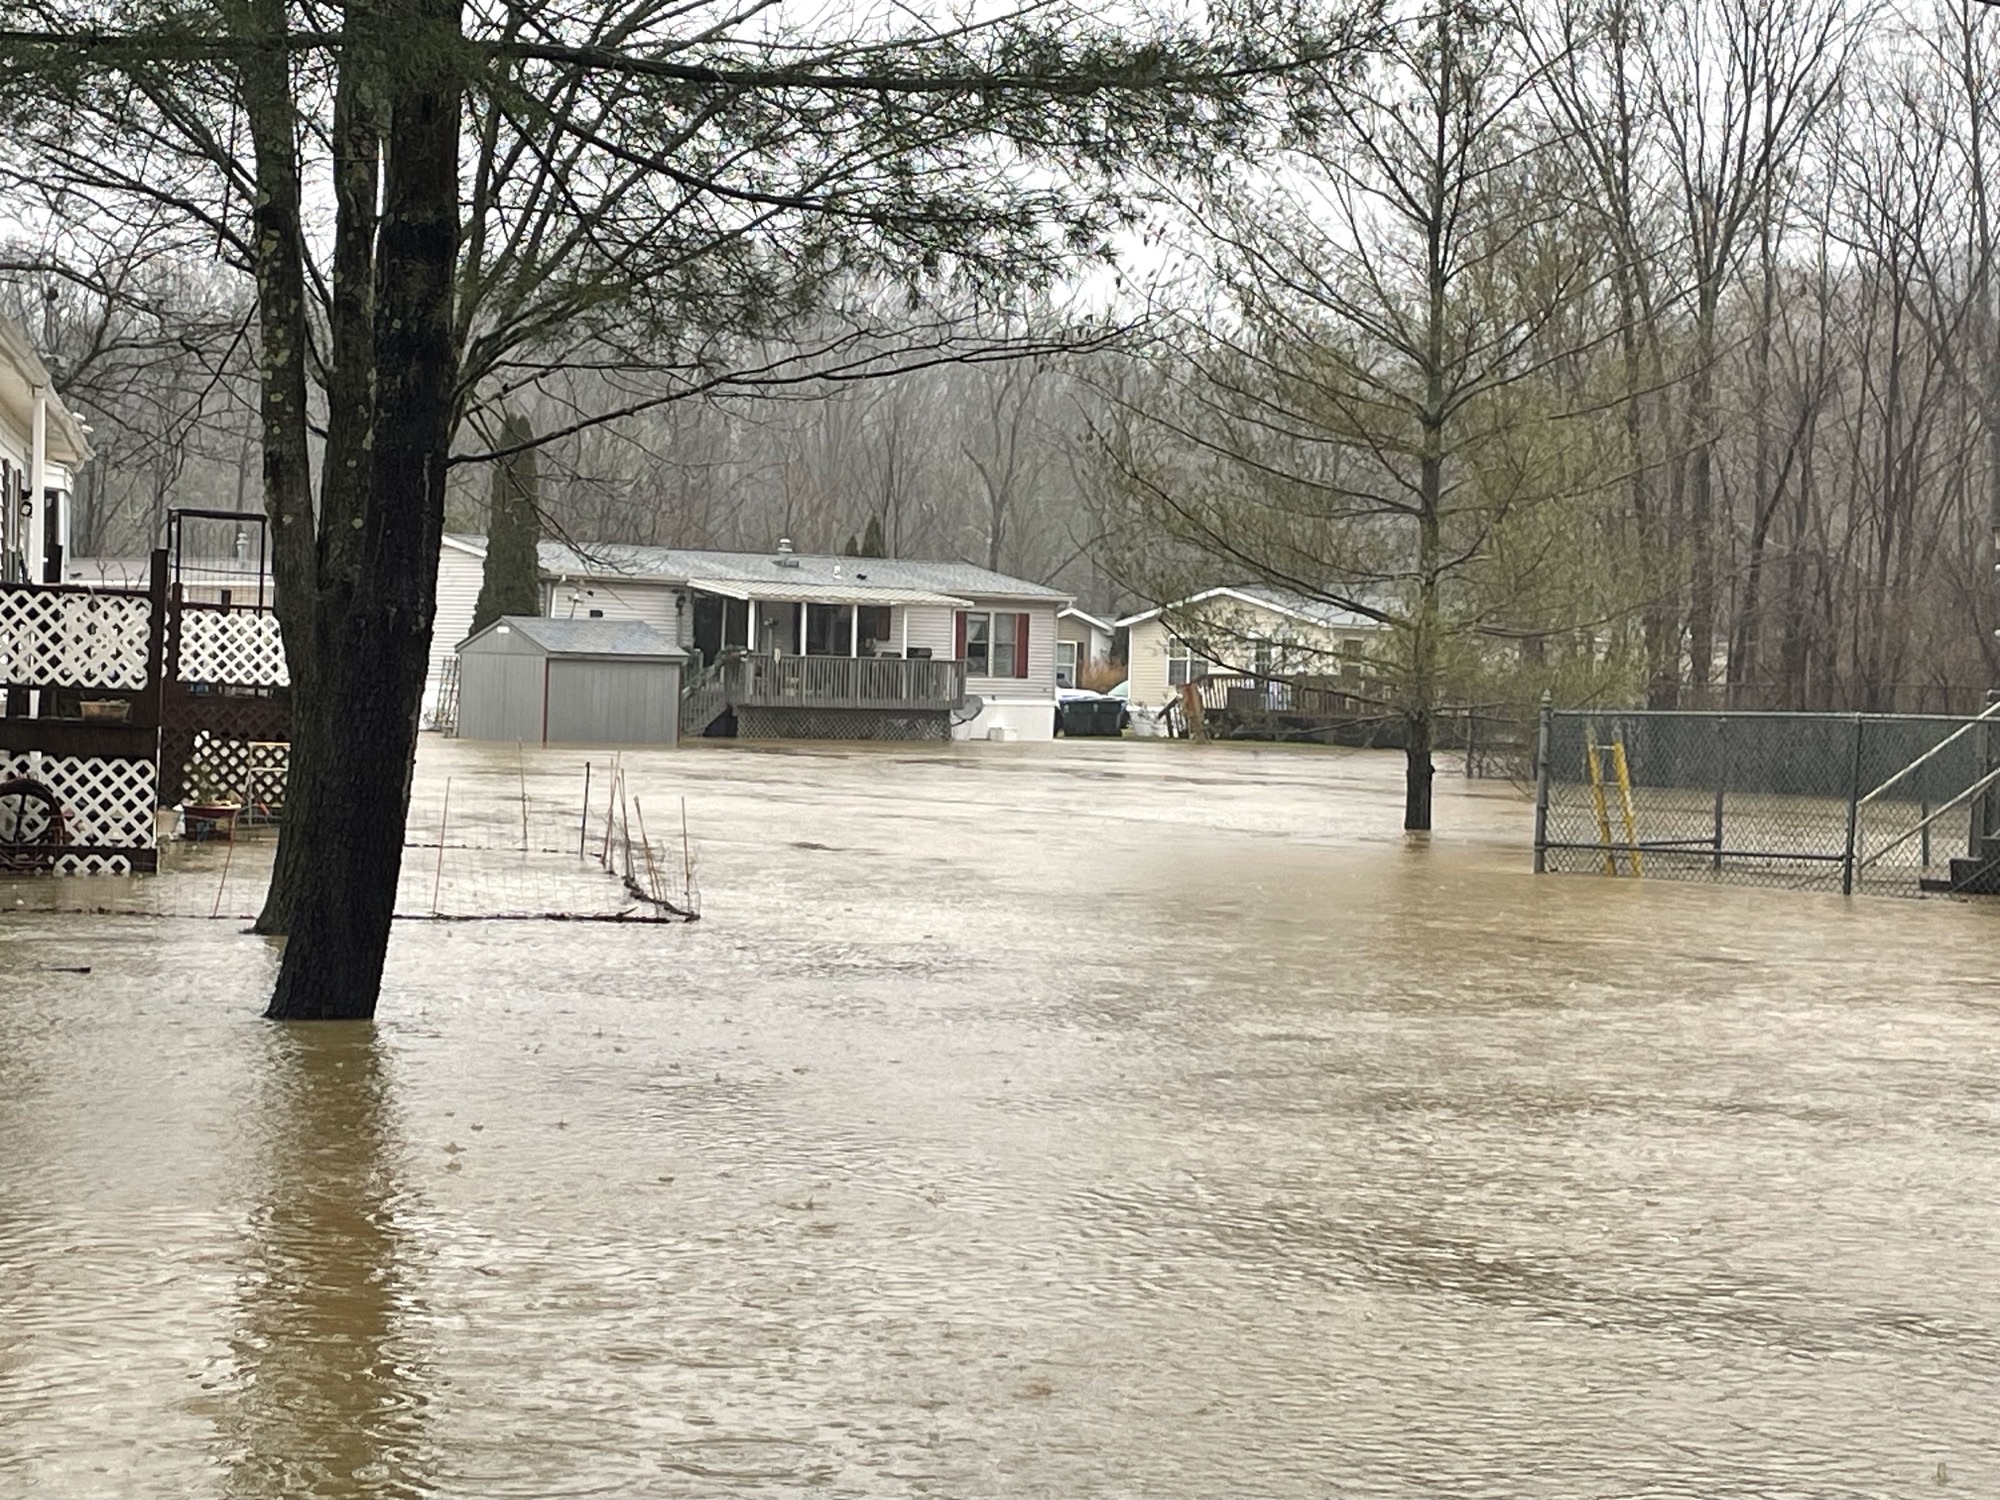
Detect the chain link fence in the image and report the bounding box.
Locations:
[1532,706,2000,897]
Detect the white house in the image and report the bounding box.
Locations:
[0,315,90,584]
[434,537,1071,741]
[1115,584,1389,734]
[1055,606,1115,688]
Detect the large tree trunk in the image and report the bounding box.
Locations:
[233,0,318,936]
[268,0,463,1021]
[256,3,381,936]
[1403,709,1435,833]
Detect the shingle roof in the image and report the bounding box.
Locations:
[1059,606,1115,633]
[480,616,682,657]
[685,576,970,607]
[1231,584,1386,630]
[1115,585,1387,631]
[451,535,1070,602]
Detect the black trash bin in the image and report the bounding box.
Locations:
[1057,694,1124,737]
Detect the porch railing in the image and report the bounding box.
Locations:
[1194,672,1368,719]
[722,653,966,711]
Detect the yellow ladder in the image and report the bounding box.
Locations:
[1585,734,1643,876]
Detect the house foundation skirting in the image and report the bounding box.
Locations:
[734,705,951,742]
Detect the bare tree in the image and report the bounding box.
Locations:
[1103,3,1619,829]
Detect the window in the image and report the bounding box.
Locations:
[805,602,847,655]
[1339,635,1368,689]
[1056,640,1079,687]
[1166,634,1211,687]
[956,610,1029,678]
[992,620,1018,679]
[858,605,893,654]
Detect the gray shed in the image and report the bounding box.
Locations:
[456,616,684,745]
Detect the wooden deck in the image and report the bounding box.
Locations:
[721,654,966,712]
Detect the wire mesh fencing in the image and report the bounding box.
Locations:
[1,754,702,925]
[1533,706,2000,897]
[398,756,699,923]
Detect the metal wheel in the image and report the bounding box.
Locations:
[0,777,67,871]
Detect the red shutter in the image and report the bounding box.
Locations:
[1015,611,1030,678]
[955,611,968,661]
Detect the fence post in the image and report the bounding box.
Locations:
[1532,690,1552,873]
[1711,714,1727,873]
[137,549,171,732]
[1980,690,2000,861]
[1842,714,1865,896]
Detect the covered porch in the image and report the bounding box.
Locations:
[686,577,967,665]
[682,577,970,740]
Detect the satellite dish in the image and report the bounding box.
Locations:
[950,693,984,726]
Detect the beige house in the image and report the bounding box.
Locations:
[1115,585,1387,733]
[1055,607,1114,688]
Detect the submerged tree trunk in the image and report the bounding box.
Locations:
[1403,708,1435,832]
[1406,500,1441,832]
[267,0,463,1021]
[235,0,319,937]
[255,18,380,937]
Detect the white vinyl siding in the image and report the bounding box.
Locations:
[546,579,683,646]
[429,542,486,714]
[963,600,1057,697]
[901,597,1059,693]
[1126,618,1176,719]
[901,604,957,661]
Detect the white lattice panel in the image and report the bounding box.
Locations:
[178,608,289,686]
[0,587,153,689]
[54,853,134,876]
[0,750,156,855]
[184,732,290,812]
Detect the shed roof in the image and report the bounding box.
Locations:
[460,615,683,658]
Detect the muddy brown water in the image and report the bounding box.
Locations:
[3,738,1997,1497]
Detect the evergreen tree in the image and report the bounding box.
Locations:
[471,412,543,633]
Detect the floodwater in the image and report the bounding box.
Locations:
[4,738,1998,1497]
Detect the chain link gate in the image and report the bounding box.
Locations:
[1532,700,2000,898]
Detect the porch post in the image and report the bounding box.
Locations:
[850,603,859,656]
[900,609,909,658]
[796,603,806,655]
[27,386,46,582]
[746,600,758,651]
